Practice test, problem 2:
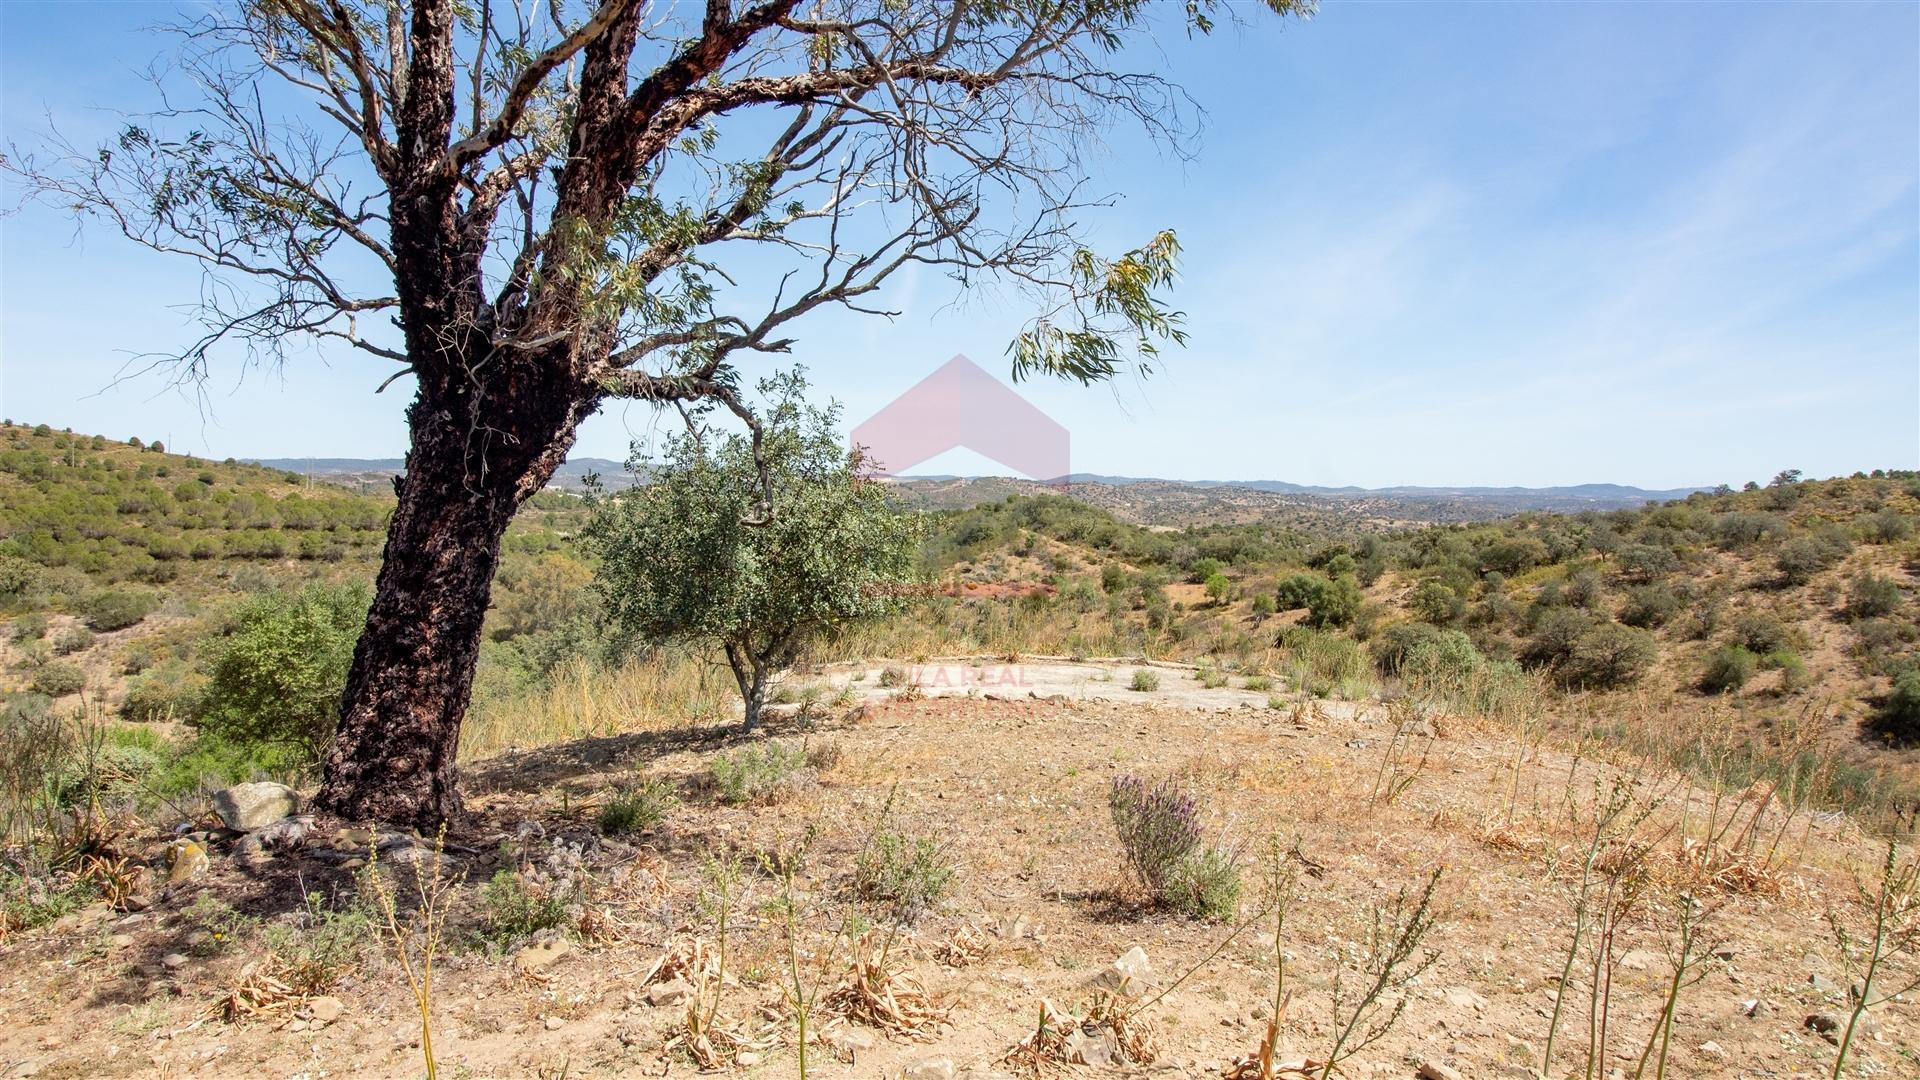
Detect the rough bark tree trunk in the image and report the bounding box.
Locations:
[725,642,769,733]
[315,358,587,827]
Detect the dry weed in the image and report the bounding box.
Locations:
[1475,813,1546,856]
[823,932,949,1038]
[213,959,305,1025]
[937,922,990,967]
[1222,995,1326,1079]
[643,939,754,1070]
[1672,837,1790,897]
[1000,992,1160,1074]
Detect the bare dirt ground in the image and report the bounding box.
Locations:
[0,679,1912,1079]
[798,658,1295,714]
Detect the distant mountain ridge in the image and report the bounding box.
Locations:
[248,455,1704,524]
[250,456,640,489]
[1036,474,1703,504]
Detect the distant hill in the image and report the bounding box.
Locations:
[1059,474,1703,505]
[883,475,1708,528]
[247,455,1700,522]
[249,456,641,491]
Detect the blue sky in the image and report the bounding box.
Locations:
[2,1,1915,489]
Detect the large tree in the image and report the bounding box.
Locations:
[6,0,1310,827]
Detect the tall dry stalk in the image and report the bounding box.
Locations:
[366,830,457,1080]
[1366,701,1434,810]
[1629,894,1716,1080]
[1318,868,1442,1080]
[1541,775,1662,1077]
[1826,840,1920,1078]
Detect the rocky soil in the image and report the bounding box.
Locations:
[0,681,1912,1079]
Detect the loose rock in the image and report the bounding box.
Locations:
[1417,1063,1463,1080]
[1092,946,1153,995]
[1065,1027,1120,1066]
[1618,949,1659,972]
[645,978,692,1007]
[211,782,299,831]
[514,938,573,975]
[904,1058,955,1080]
[166,839,209,885]
[308,996,344,1024]
[830,1027,876,1060]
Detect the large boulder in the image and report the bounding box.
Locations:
[212,782,299,832]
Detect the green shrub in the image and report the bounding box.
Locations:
[854,821,955,923]
[1203,572,1232,605]
[118,642,155,675]
[144,730,304,798]
[259,891,372,995]
[1242,675,1273,692]
[1274,572,1322,612]
[1853,617,1920,676]
[1700,644,1757,694]
[707,743,813,806]
[1716,512,1789,549]
[1305,576,1363,629]
[479,870,571,945]
[1563,569,1607,610]
[1163,848,1241,922]
[1846,573,1903,620]
[1731,613,1794,656]
[1618,584,1680,629]
[120,662,204,723]
[48,627,94,656]
[1615,543,1679,582]
[1197,667,1228,689]
[1556,624,1657,690]
[199,581,369,759]
[1862,510,1914,544]
[1130,669,1160,692]
[80,588,158,631]
[1250,594,1276,617]
[29,662,86,697]
[9,613,48,642]
[0,557,41,607]
[1765,650,1812,692]
[1520,607,1596,669]
[1187,557,1226,585]
[876,664,907,688]
[597,779,675,836]
[1400,628,1486,687]
[1373,622,1448,676]
[1882,669,1920,742]
[1775,535,1846,586]
[1410,580,1464,626]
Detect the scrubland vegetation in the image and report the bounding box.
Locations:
[3,418,1919,1077]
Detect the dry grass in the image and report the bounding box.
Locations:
[462,653,727,758]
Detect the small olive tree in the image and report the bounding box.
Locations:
[589,377,918,730]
